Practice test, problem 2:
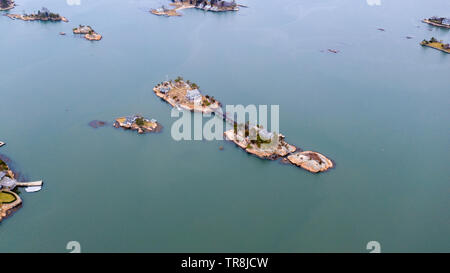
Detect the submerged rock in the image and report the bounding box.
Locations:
[89,120,107,128]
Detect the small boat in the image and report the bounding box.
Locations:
[0,141,5,147]
[59,32,66,35]
[328,49,339,54]
[25,186,42,193]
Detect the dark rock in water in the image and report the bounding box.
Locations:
[89,120,107,128]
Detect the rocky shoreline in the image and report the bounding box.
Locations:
[151,0,239,17]
[224,128,333,173]
[422,18,450,29]
[224,128,297,160]
[73,25,102,41]
[153,78,221,114]
[0,155,21,222]
[287,151,334,173]
[6,8,68,22]
[152,77,334,173]
[113,114,163,134]
[420,38,450,54]
[0,0,15,11]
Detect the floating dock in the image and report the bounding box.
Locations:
[16,181,43,187]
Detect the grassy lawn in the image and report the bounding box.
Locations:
[423,42,450,53]
[0,191,16,203]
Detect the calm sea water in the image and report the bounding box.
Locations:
[0,0,449,252]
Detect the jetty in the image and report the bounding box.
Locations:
[1,152,43,222]
[16,181,43,187]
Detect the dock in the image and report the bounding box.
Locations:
[16,181,43,187]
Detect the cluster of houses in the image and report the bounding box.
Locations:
[0,171,43,192]
[186,89,202,103]
[0,0,14,10]
[172,0,238,11]
[428,16,450,26]
[121,115,156,127]
[0,172,17,191]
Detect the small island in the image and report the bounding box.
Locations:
[422,17,450,29]
[153,77,222,114]
[73,25,102,41]
[1,146,43,223]
[224,125,334,173]
[6,7,68,22]
[420,37,450,54]
[224,124,297,160]
[152,78,334,173]
[0,0,15,11]
[114,114,162,134]
[151,0,239,17]
[287,151,334,173]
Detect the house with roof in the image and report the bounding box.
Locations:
[160,86,171,94]
[259,129,274,141]
[0,176,17,190]
[186,89,202,103]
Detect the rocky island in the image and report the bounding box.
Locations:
[153,77,221,114]
[0,0,15,11]
[421,37,450,54]
[224,125,333,173]
[422,17,450,29]
[6,7,68,22]
[151,0,239,17]
[224,124,297,160]
[114,114,162,134]
[287,151,334,173]
[153,78,334,173]
[73,25,102,41]
[1,145,43,223]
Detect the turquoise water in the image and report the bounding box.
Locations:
[0,0,449,252]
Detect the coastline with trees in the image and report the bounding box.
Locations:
[151,0,240,17]
[0,0,15,11]
[6,7,68,22]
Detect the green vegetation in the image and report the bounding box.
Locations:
[421,37,450,51]
[422,37,439,44]
[135,117,145,126]
[0,159,9,173]
[0,191,16,204]
[250,134,272,148]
